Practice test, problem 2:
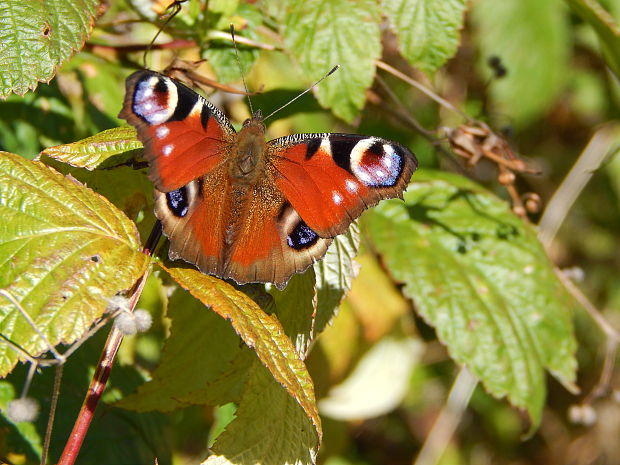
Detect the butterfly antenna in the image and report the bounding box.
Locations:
[230,24,254,115]
[263,65,340,122]
[142,0,187,69]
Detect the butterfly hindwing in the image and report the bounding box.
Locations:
[269,133,417,237]
[120,70,235,192]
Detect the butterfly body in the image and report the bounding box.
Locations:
[120,70,417,289]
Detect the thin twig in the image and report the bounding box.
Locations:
[414,367,478,465]
[207,30,280,51]
[375,60,470,121]
[21,361,38,398]
[556,270,619,400]
[41,364,64,465]
[538,123,620,248]
[86,39,196,53]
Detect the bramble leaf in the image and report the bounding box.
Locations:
[40,127,141,170]
[162,265,321,441]
[364,170,578,431]
[283,0,381,122]
[203,362,318,465]
[383,0,467,73]
[0,0,99,98]
[0,152,148,376]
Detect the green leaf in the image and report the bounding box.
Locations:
[203,361,318,465]
[162,265,322,441]
[203,3,263,83]
[116,286,250,412]
[314,223,360,334]
[363,170,578,432]
[283,0,381,122]
[0,0,99,98]
[565,0,620,77]
[472,0,570,126]
[383,0,467,73]
[271,269,317,357]
[39,127,141,170]
[0,152,149,376]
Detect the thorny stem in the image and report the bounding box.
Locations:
[57,221,162,465]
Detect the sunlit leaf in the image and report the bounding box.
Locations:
[0,0,99,98]
[383,0,467,73]
[283,0,381,122]
[116,287,249,412]
[314,223,360,334]
[40,127,141,170]
[364,170,578,431]
[0,152,148,376]
[162,265,322,440]
[203,362,318,465]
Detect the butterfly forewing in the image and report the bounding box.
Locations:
[120,70,417,288]
[120,70,235,192]
[269,133,417,237]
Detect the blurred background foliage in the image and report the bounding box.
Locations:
[1,0,620,464]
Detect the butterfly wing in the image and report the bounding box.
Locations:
[223,181,332,289]
[120,70,236,275]
[119,70,235,191]
[268,133,417,237]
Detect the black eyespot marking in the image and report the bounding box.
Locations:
[169,82,199,122]
[166,187,189,217]
[287,220,319,250]
[90,255,101,263]
[154,78,168,94]
[368,139,384,156]
[305,138,322,159]
[200,104,212,129]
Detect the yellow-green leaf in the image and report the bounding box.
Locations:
[0,152,148,376]
[162,265,322,441]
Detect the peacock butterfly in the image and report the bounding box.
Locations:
[119,70,417,289]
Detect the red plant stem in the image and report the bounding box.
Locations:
[57,221,162,465]
[86,39,196,53]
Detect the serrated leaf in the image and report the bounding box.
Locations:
[383,0,467,73]
[0,0,99,98]
[203,362,318,465]
[116,287,249,412]
[283,0,381,122]
[566,0,620,77]
[472,0,570,126]
[314,223,360,334]
[39,127,141,170]
[363,170,578,432]
[0,152,148,376]
[162,265,322,440]
[271,269,317,358]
